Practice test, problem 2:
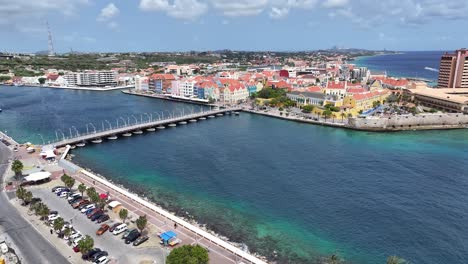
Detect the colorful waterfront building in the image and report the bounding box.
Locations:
[149,74,175,94]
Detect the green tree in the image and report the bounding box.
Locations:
[86,187,96,199]
[89,192,99,204]
[23,191,33,206]
[61,174,70,185]
[136,215,148,233]
[302,105,314,113]
[35,202,50,220]
[65,177,75,189]
[53,217,65,232]
[119,208,128,223]
[16,186,26,201]
[12,160,24,179]
[387,255,407,264]
[97,197,107,209]
[78,183,87,197]
[77,235,94,254]
[38,77,46,84]
[166,245,209,264]
[63,227,72,239]
[0,76,11,82]
[340,112,346,121]
[323,109,333,121]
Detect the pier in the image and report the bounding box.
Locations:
[47,108,241,148]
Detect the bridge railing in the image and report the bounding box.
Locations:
[49,108,239,145]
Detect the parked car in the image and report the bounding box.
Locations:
[73,245,80,252]
[96,224,109,235]
[91,212,104,221]
[72,236,83,247]
[49,211,58,216]
[133,235,149,246]
[81,204,96,213]
[84,207,96,215]
[52,186,67,192]
[87,209,103,218]
[78,202,92,210]
[48,214,60,222]
[94,256,109,264]
[109,222,122,232]
[92,251,108,262]
[96,214,109,223]
[112,224,127,235]
[69,232,82,241]
[125,230,141,244]
[82,248,101,261]
[122,229,138,240]
[67,193,81,201]
[69,197,82,205]
[72,200,89,209]
[59,191,69,198]
[55,188,69,195]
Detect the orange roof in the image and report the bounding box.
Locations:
[346,87,366,94]
[307,86,321,92]
[149,74,175,80]
[327,81,346,89]
[352,90,388,101]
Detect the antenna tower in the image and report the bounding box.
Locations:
[46,21,55,56]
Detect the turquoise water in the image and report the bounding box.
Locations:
[354,51,445,84]
[2,86,468,263]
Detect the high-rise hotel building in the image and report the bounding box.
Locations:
[438,49,468,88]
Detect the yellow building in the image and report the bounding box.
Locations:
[343,90,390,114]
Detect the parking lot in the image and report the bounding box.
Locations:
[31,187,167,264]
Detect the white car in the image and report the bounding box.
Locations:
[48,214,60,222]
[67,193,81,201]
[80,204,95,213]
[94,256,109,264]
[72,236,83,247]
[54,188,66,194]
[112,223,127,235]
[59,191,69,198]
[69,232,82,241]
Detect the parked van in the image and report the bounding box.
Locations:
[112,224,127,235]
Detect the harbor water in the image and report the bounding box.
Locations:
[1,86,468,263]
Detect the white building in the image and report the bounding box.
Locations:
[134,75,149,91]
[63,70,117,87]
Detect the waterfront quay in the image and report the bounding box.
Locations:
[48,108,241,148]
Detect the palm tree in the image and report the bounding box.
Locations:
[119,208,128,223]
[77,235,94,255]
[86,187,96,199]
[78,183,87,197]
[340,112,346,122]
[63,227,72,239]
[23,191,33,206]
[38,203,50,221]
[53,217,65,232]
[16,186,26,202]
[12,160,24,179]
[65,177,75,189]
[136,215,148,233]
[387,256,406,264]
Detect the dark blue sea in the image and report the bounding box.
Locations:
[354,51,445,84]
[1,86,468,264]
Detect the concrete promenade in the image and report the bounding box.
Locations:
[59,147,268,264]
[18,84,134,91]
[48,108,241,148]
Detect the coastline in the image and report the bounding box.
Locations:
[60,146,269,264]
[1,84,134,91]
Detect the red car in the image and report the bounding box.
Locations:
[73,245,80,252]
[96,224,110,235]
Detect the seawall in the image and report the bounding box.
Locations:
[348,113,468,131]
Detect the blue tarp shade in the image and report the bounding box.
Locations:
[160,231,177,242]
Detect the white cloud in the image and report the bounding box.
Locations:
[97,3,120,22]
[139,0,207,20]
[322,0,349,8]
[211,0,268,16]
[269,7,289,19]
[0,0,89,29]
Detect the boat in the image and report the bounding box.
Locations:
[178,121,187,125]
[146,127,156,132]
[70,145,76,149]
[216,113,223,116]
[199,117,206,120]
[122,132,132,137]
[156,126,165,130]
[168,123,176,127]
[133,130,143,134]
[107,135,118,140]
[76,142,86,147]
[208,115,215,118]
[189,119,197,123]
[91,138,102,144]
[234,112,240,115]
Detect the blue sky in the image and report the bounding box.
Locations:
[1,0,467,52]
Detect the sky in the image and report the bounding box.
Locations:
[0,0,467,53]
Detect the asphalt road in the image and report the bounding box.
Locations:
[0,142,70,264]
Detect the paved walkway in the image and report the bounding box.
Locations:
[73,172,259,264]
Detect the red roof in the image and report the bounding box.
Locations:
[47,74,59,81]
[352,90,388,101]
[219,79,245,92]
[327,81,346,89]
[307,86,321,92]
[346,87,366,94]
[149,74,175,80]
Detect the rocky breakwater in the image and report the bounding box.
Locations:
[347,113,468,131]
